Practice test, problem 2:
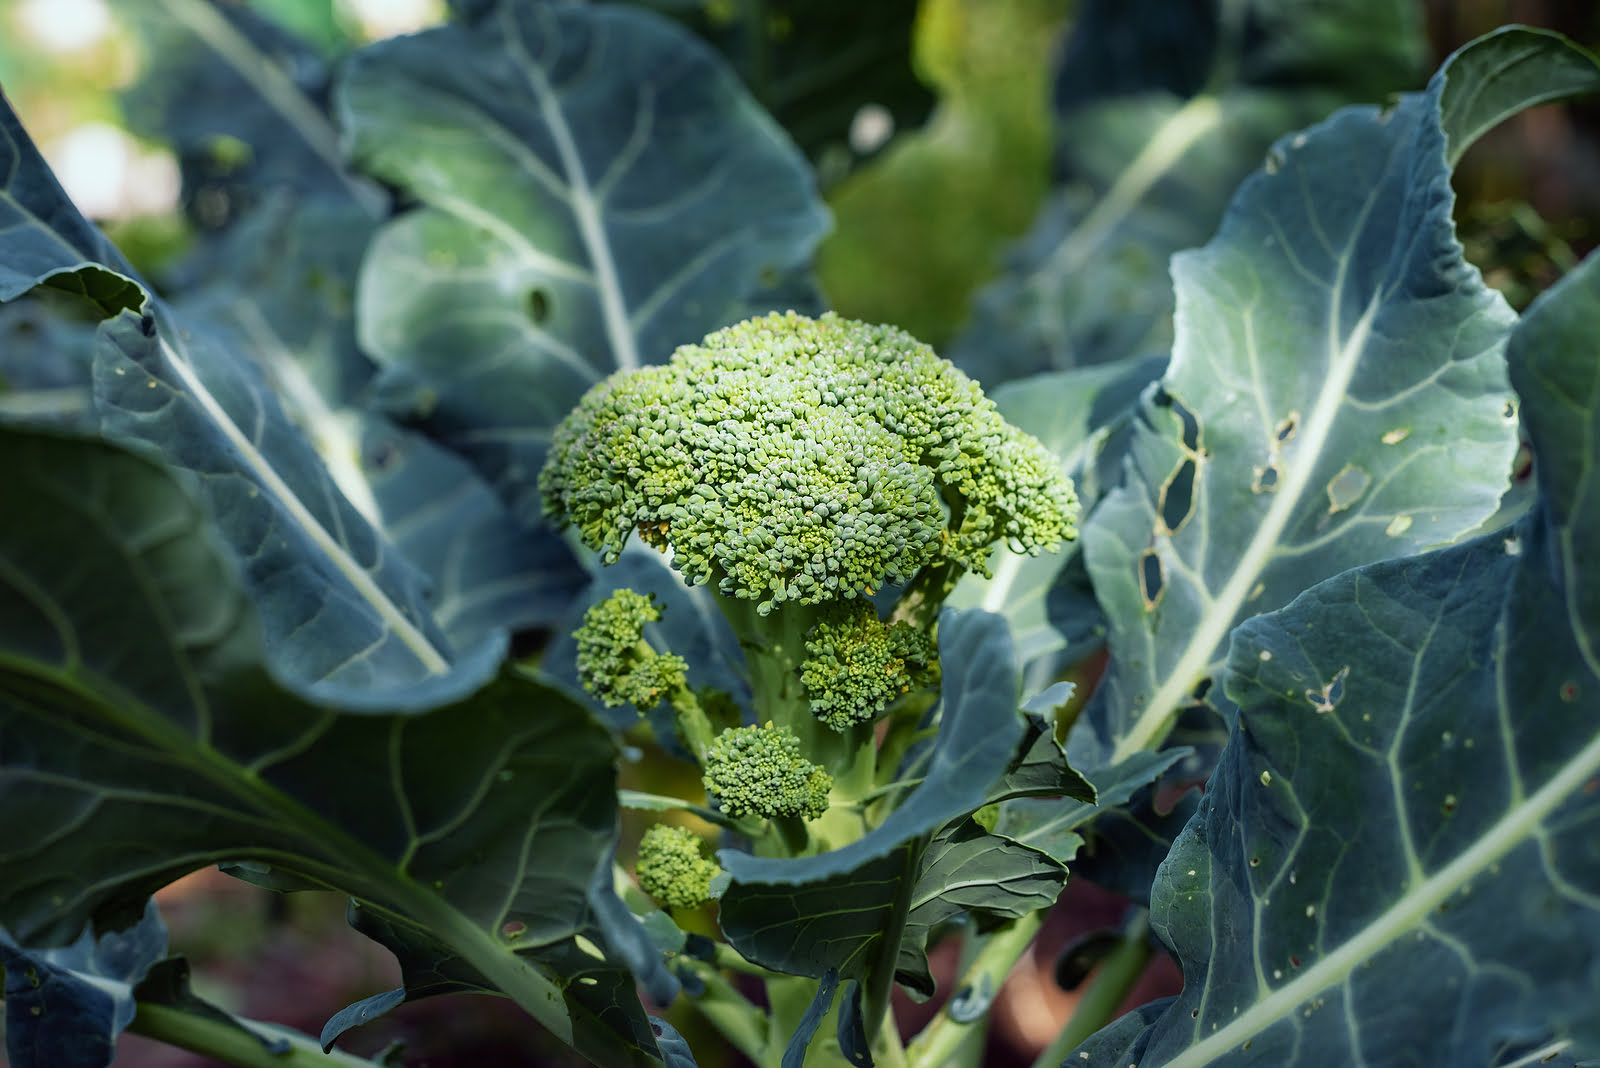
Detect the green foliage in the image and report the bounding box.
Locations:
[5,5,1600,1068]
[702,723,833,823]
[634,826,723,910]
[800,601,938,731]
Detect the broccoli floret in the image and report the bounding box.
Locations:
[635,824,722,909]
[574,589,688,711]
[540,312,1079,615]
[702,723,832,822]
[800,602,939,732]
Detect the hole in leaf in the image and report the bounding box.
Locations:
[501,920,527,940]
[1503,400,1516,420]
[526,287,551,324]
[1306,666,1349,713]
[1325,464,1371,514]
[1252,464,1279,493]
[1171,397,1201,452]
[1275,413,1298,442]
[1139,549,1164,610]
[1191,677,1213,704]
[1514,442,1533,482]
[1159,458,1196,533]
[1264,148,1284,174]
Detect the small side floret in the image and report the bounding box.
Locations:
[635,824,722,910]
[702,723,832,821]
[800,602,938,732]
[574,589,687,711]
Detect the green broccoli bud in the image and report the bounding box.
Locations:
[800,602,939,732]
[635,824,722,909]
[574,589,688,711]
[702,723,832,821]
[539,312,1079,614]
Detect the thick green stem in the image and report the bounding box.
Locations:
[682,962,772,1066]
[128,1001,384,1068]
[906,911,1046,1068]
[1029,910,1153,1068]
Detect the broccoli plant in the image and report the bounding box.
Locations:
[3,3,1600,1068]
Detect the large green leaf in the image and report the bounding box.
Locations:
[175,195,584,650]
[894,820,1066,998]
[1075,246,1600,1067]
[0,424,662,1061]
[632,0,930,178]
[1,903,169,1068]
[122,0,384,228]
[0,92,478,698]
[947,0,1425,385]
[0,107,142,313]
[340,0,829,518]
[1066,28,1600,772]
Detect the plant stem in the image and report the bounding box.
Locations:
[1029,909,1154,1068]
[128,1001,385,1068]
[905,910,1045,1068]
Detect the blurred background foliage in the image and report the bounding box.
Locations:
[0,1,1596,1065]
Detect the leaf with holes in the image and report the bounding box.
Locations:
[339,0,829,519]
[1073,242,1600,1067]
[1067,28,1600,772]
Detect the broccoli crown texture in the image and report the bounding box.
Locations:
[800,601,938,732]
[635,824,722,909]
[573,589,687,710]
[540,312,1078,613]
[702,723,832,821]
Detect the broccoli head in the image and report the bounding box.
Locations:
[702,723,832,821]
[800,601,938,732]
[635,824,722,909]
[573,589,688,711]
[540,312,1078,614]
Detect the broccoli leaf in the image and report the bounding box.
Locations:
[121,0,384,227]
[339,0,829,519]
[1,902,169,1068]
[173,195,584,650]
[0,424,635,1057]
[1075,242,1600,1065]
[894,820,1067,998]
[947,0,1425,385]
[1069,27,1600,773]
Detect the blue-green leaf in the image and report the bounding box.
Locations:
[0,424,624,1055]
[175,195,584,649]
[1074,246,1600,1066]
[1067,29,1600,772]
[340,0,829,519]
[122,0,384,227]
[948,0,1425,384]
[1,902,168,1068]
[894,820,1067,998]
